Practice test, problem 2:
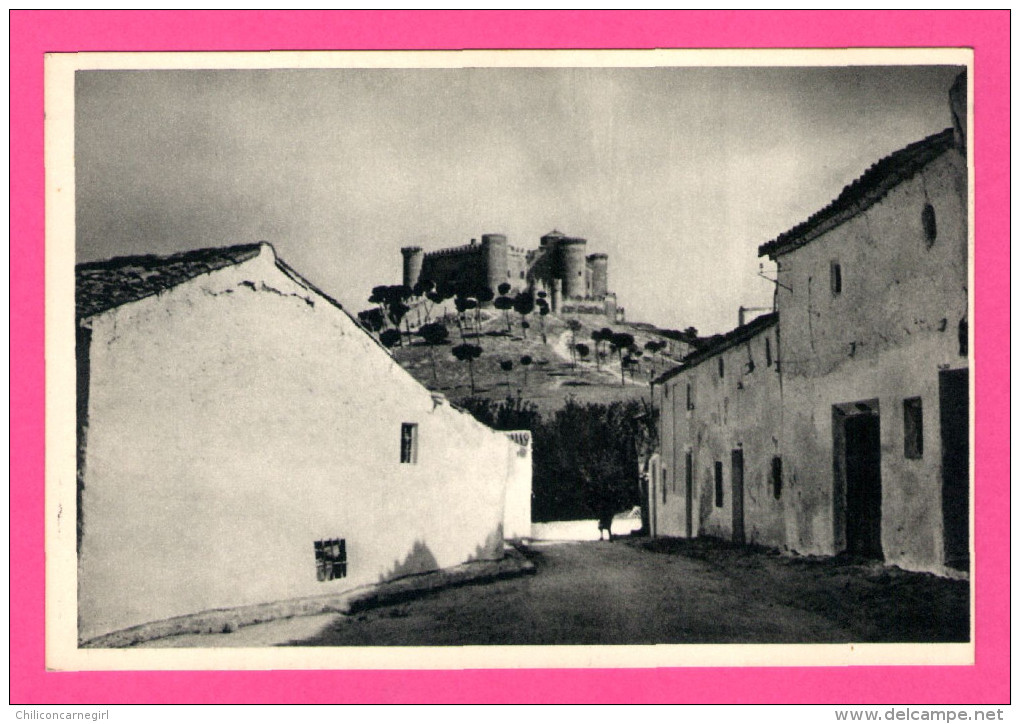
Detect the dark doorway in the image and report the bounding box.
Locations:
[684,451,693,537]
[731,448,745,544]
[843,411,883,559]
[940,369,969,571]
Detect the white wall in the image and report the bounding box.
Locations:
[773,149,968,573]
[653,323,783,547]
[501,431,533,540]
[78,245,519,641]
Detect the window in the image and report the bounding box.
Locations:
[771,456,783,499]
[314,538,347,581]
[686,382,694,410]
[400,423,418,463]
[903,397,923,459]
[662,468,668,504]
[830,261,842,296]
[765,337,773,367]
[958,318,968,357]
[714,461,724,507]
[520,271,525,279]
[718,357,725,378]
[922,203,937,246]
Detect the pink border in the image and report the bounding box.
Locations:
[12,10,1009,704]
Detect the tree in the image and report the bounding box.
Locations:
[413,279,437,323]
[610,332,635,386]
[519,354,533,387]
[513,292,535,339]
[644,340,664,375]
[474,286,495,333]
[494,282,515,335]
[453,294,478,341]
[535,292,550,343]
[591,329,605,371]
[418,321,450,384]
[379,328,402,349]
[499,359,514,389]
[367,284,417,347]
[574,343,590,365]
[358,307,386,335]
[566,318,583,368]
[452,343,483,394]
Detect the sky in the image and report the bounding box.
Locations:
[75,63,963,335]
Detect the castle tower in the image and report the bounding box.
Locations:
[541,229,566,247]
[559,236,588,299]
[588,253,608,299]
[401,246,424,289]
[481,233,508,293]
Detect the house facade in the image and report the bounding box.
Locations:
[76,242,531,643]
[650,313,783,548]
[651,72,969,576]
[759,124,969,575]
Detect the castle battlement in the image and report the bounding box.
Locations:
[423,244,483,259]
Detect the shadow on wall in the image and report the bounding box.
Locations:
[379,526,505,584]
[466,524,505,563]
[381,540,440,583]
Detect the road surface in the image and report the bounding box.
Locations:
[139,537,968,647]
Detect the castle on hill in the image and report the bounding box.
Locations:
[401,230,622,319]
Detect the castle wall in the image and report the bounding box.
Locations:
[420,244,487,292]
[507,247,529,293]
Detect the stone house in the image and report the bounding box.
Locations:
[649,313,782,547]
[652,73,969,576]
[75,242,531,643]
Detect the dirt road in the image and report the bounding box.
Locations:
[275,539,967,646]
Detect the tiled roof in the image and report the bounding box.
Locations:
[652,312,778,386]
[76,244,263,320]
[758,128,956,259]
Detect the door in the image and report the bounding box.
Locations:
[845,412,883,559]
[685,451,693,538]
[731,448,745,544]
[648,454,660,537]
[940,369,969,571]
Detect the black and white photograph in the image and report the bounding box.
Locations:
[49,49,972,668]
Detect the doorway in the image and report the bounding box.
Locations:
[940,369,969,571]
[685,451,693,538]
[731,448,745,544]
[834,401,883,559]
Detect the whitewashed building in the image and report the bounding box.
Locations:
[651,72,969,576]
[76,242,531,642]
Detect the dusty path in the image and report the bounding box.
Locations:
[139,538,967,647]
[280,541,856,646]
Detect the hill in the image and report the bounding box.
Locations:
[384,305,684,416]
